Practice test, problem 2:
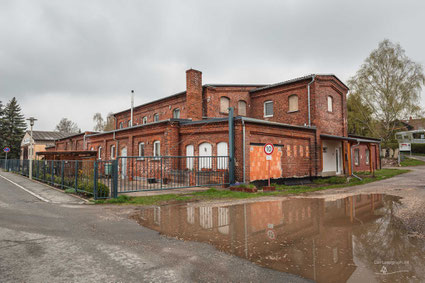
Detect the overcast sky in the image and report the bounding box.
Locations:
[1,0,425,131]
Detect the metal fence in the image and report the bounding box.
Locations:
[0,156,230,199]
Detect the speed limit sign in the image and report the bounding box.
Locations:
[264,143,274,155]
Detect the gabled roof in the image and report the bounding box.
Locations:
[28,131,71,141]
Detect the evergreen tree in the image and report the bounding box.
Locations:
[0,97,27,159]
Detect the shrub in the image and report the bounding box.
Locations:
[412,144,425,154]
[78,181,109,198]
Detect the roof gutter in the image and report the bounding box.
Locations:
[308,75,316,127]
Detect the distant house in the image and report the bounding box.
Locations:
[402,117,425,131]
[20,131,70,160]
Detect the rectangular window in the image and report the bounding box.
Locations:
[138,142,145,157]
[365,149,370,165]
[142,116,147,124]
[354,149,359,166]
[173,109,180,119]
[264,101,273,117]
[153,141,160,157]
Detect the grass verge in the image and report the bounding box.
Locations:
[400,157,425,167]
[94,168,409,205]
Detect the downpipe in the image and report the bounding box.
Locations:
[351,141,362,180]
[307,75,316,127]
[242,119,246,183]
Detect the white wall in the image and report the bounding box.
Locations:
[322,140,342,174]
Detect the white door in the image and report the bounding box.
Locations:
[121,147,127,179]
[335,148,342,175]
[186,145,194,170]
[217,142,228,169]
[199,143,212,169]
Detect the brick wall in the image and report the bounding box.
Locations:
[352,143,380,172]
[204,86,254,118]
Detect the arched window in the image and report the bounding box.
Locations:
[327,96,333,112]
[153,113,159,122]
[119,122,123,129]
[186,144,194,169]
[110,145,116,159]
[128,120,131,127]
[98,146,102,160]
[217,142,228,169]
[264,101,273,117]
[238,100,247,116]
[199,142,212,169]
[138,142,145,157]
[173,108,180,119]
[220,97,230,113]
[288,95,299,112]
[142,116,147,124]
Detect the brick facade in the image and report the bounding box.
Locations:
[48,69,380,182]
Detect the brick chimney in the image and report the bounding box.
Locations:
[186,69,203,120]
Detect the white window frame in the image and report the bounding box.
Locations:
[138,142,145,159]
[153,141,160,158]
[142,116,147,124]
[153,113,159,122]
[365,149,370,165]
[327,96,333,112]
[119,122,123,129]
[264,101,273,117]
[110,145,116,159]
[173,108,180,119]
[354,149,359,166]
[98,146,102,160]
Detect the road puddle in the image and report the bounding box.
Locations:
[131,194,425,282]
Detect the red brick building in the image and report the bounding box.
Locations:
[46,69,380,183]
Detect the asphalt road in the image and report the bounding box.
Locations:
[0,171,308,283]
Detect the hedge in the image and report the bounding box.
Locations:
[412,143,425,154]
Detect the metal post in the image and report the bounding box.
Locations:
[51,161,54,185]
[228,107,235,185]
[93,161,98,199]
[112,159,118,198]
[160,157,163,189]
[27,117,37,180]
[75,161,79,193]
[61,161,65,189]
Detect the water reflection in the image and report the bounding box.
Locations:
[131,194,425,282]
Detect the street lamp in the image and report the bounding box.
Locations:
[26,117,37,180]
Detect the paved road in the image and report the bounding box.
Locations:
[0,171,308,283]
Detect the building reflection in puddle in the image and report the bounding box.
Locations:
[131,194,424,283]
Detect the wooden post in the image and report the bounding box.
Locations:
[347,143,352,175]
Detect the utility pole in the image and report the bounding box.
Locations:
[26,117,37,180]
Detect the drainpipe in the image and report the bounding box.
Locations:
[228,107,235,185]
[351,141,362,180]
[307,75,316,127]
[242,119,246,183]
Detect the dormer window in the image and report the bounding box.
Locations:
[264,101,273,117]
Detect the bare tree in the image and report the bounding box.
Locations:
[55,118,80,133]
[348,39,425,143]
[93,112,115,132]
[93,112,105,131]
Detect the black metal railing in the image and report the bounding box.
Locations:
[1,156,230,199]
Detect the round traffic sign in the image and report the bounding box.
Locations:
[264,143,274,155]
[266,229,276,240]
[3,147,10,153]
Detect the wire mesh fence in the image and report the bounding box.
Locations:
[1,156,230,199]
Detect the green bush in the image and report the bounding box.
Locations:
[412,144,425,154]
[77,181,109,198]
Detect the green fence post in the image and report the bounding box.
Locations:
[36,161,39,179]
[93,161,98,200]
[61,161,65,189]
[51,161,54,185]
[74,161,79,193]
[112,159,118,198]
[43,162,46,181]
[228,107,235,185]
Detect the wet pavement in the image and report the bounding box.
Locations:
[130,194,425,283]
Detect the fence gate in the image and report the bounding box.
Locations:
[97,156,229,194]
